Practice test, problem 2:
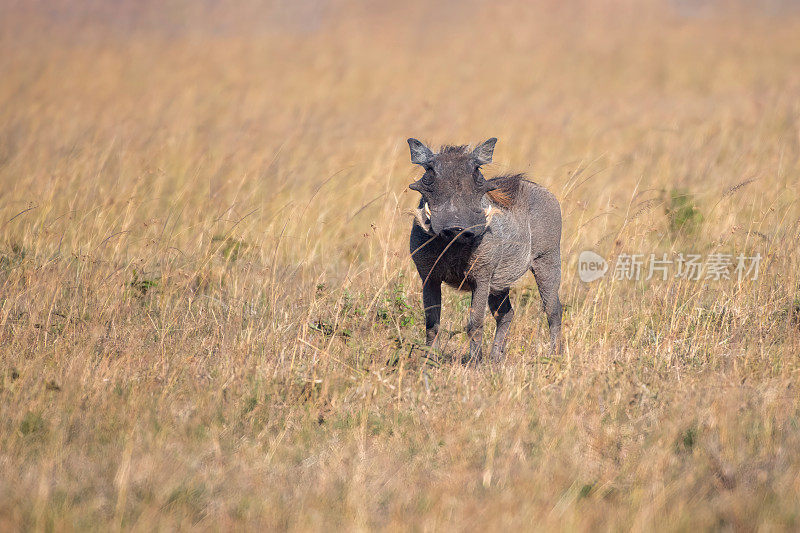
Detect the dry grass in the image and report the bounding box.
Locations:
[1,0,800,530]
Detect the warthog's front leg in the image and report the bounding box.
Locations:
[464,281,490,364]
[488,289,514,362]
[422,281,442,357]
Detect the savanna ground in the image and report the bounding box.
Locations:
[1,0,800,530]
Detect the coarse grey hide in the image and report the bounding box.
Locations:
[408,138,563,362]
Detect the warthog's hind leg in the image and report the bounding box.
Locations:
[531,252,563,354]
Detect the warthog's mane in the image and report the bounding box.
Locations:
[487,173,526,209]
[437,145,470,157]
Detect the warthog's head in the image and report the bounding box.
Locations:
[407,138,499,243]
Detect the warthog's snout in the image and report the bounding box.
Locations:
[440,226,476,241]
[427,203,494,242]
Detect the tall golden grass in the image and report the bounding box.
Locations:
[1,0,799,529]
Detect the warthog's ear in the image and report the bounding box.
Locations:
[407,138,433,166]
[472,138,498,166]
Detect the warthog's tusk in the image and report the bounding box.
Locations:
[414,205,434,235]
[484,205,494,224]
[424,202,431,219]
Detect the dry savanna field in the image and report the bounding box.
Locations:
[1,0,800,530]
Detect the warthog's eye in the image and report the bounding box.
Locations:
[410,169,434,193]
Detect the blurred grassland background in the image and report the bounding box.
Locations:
[1,0,800,529]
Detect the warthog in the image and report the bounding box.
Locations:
[407,138,562,362]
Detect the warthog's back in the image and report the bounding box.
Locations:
[506,179,562,258]
[479,178,561,291]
